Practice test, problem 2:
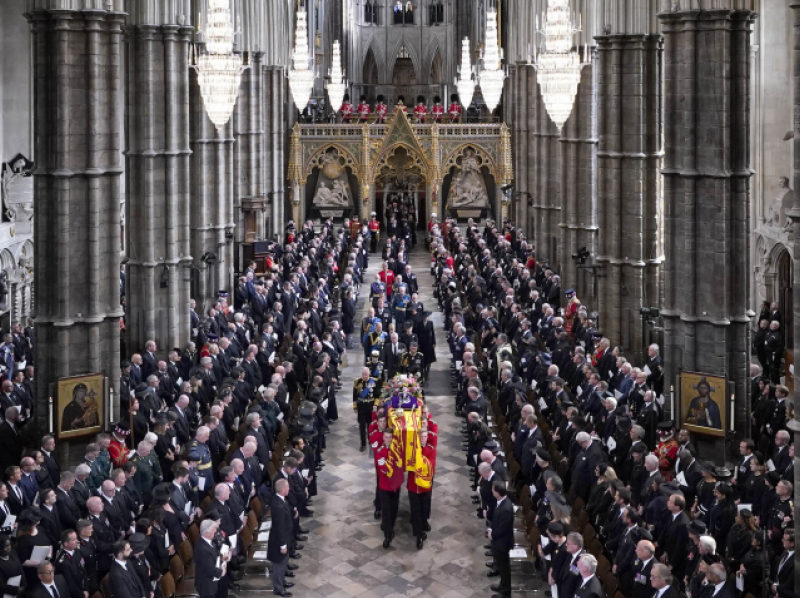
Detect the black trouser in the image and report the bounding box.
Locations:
[379,488,400,537]
[408,490,431,538]
[357,403,373,447]
[492,544,511,596]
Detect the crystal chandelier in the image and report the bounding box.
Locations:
[478,9,505,113]
[455,37,475,110]
[193,0,246,130]
[533,0,590,131]
[327,40,347,112]
[288,7,315,111]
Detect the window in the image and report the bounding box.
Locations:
[365,1,379,25]
[429,2,444,25]
[394,0,414,24]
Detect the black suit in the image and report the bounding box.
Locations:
[193,538,226,598]
[109,560,147,598]
[267,494,293,594]
[55,487,81,531]
[89,513,117,575]
[772,550,795,598]
[630,557,655,598]
[491,497,514,597]
[0,422,22,474]
[574,575,604,598]
[28,577,70,598]
[657,511,689,574]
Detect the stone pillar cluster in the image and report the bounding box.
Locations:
[28,5,125,431]
[595,33,663,361]
[125,16,193,351]
[659,8,755,435]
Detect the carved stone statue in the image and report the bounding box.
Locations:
[312,152,353,208]
[446,149,490,209]
[766,176,794,231]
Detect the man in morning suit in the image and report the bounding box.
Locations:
[268,478,295,597]
[489,482,514,598]
[650,563,681,598]
[194,519,230,598]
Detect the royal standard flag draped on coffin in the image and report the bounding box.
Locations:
[388,405,431,489]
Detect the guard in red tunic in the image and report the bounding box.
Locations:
[656,421,679,481]
[395,96,408,114]
[431,96,445,122]
[375,428,404,547]
[340,93,354,122]
[357,94,371,122]
[368,212,380,252]
[564,288,580,335]
[375,95,389,123]
[448,93,463,122]
[368,412,388,519]
[407,430,436,549]
[108,422,131,468]
[413,96,428,123]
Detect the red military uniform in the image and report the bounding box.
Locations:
[357,100,371,122]
[424,415,439,447]
[407,439,436,547]
[564,290,580,334]
[379,268,395,297]
[657,437,679,481]
[368,218,380,235]
[375,101,388,123]
[108,433,130,468]
[448,101,462,122]
[431,102,444,122]
[413,102,428,123]
[340,99,354,122]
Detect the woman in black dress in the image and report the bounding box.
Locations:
[738,530,768,597]
[15,510,52,588]
[708,482,737,548]
[0,535,24,598]
[725,508,756,571]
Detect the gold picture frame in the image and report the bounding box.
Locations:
[57,374,104,439]
[679,371,727,437]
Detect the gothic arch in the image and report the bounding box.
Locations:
[363,46,380,87]
[303,145,360,184]
[442,143,500,181]
[372,142,430,186]
[386,36,422,82]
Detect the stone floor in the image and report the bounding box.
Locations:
[237,243,543,597]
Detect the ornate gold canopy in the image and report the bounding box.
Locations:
[288,109,513,220]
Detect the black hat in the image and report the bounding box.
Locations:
[417,95,425,104]
[451,93,459,102]
[134,383,149,397]
[18,508,42,527]
[343,93,350,102]
[631,441,647,454]
[129,532,148,552]
[658,481,681,497]
[536,448,552,462]
[377,94,385,102]
[688,520,707,536]
[114,421,131,437]
[360,94,367,101]
[152,483,172,506]
[484,440,500,453]
[547,521,565,536]
[434,95,441,103]
[714,466,732,480]
[657,420,675,432]
[699,461,717,474]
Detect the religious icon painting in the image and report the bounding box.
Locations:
[679,371,727,437]
[57,373,104,439]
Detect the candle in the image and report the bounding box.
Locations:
[48,395,53,434]
[729,393,735,431]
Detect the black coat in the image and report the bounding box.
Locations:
[28,577,70,598]
[108,561,147,598]
[574,575,604,598]
[490,498,514,553]
[193,538,225,598]
[267,494,293,563]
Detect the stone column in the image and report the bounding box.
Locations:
[234,52,267,243]
[659,8,754,440]
[595,33,663,361]
[190,75,236,310]
[27,5,124,432]
[788,4,800,586]
[558,59,598,307]
[265,67,288,238]
[532,86,562,269]
[125,15,193,353]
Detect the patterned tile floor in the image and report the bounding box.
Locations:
[238,245,543,597]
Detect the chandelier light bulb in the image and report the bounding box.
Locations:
[327,40,347,113]
[456,37,475,110]
[193,0,247,130]
[478,10,505,113]
[289,7,315,112]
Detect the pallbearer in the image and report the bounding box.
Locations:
[375,428,404,548]
[407,430,436,549]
